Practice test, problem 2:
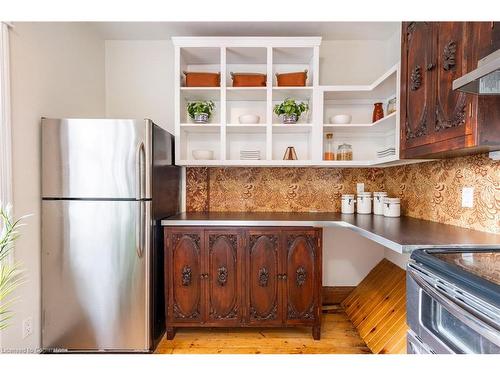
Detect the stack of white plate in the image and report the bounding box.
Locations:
[377,148,396,158]
[240,150,261,160]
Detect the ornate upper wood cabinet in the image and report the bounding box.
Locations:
[165,226,322,340]
[400,22,500,158]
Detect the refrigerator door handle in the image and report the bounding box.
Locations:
[136,142,146,199]
[136,201,143,258]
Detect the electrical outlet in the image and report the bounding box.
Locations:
[462,187,474,208]
[356,183,365,195]
[22,317,33,338]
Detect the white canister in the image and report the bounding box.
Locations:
[384,197,401,217]
[341,194,356,214]
[357,192,372,214]
[373,192,388,215]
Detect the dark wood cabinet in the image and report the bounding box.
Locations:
[246,229,282,325]
[166,228,203,327]
[205,229,242,324]
[283,230,321,330]
[400,22,500,158]
[165,226,322,340]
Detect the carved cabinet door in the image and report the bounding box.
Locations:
[205,229,242,324]
[166,228,203,323]
[400,22,437,154]
[432,22,474,145]
[246,229,282,325]
[282,229,321,323]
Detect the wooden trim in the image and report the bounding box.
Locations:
[0,23,12,206]
[322,286,355,305]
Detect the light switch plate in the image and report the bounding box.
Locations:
[357,183,365,195]
[462,187,474,208]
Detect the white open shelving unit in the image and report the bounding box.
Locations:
[173,37,401,167]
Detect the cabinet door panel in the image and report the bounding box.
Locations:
[401,22,436,152]
[167,229,203,322]
[206,230,241,323]
[434,22,473,141]
[247,231,281,324]
[283,231,318,322]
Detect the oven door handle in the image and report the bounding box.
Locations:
[408,267,500,347]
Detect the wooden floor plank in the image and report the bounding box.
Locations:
[342,259,407,355]
[154,309,370,354]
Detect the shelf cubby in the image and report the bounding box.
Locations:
[179,47,221,88]
[272,126,312,161]
[272,47,315,87]
[226,127,267,161]
[179,125,221,162]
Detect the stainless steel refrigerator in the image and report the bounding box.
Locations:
[41,118,180,352]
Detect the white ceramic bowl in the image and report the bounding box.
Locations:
[192,150,214,160]
[238,114,260,124]
[330,114,352,124]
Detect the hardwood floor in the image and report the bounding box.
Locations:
[154,306,371,354]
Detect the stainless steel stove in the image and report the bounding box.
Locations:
[407,248,500,354]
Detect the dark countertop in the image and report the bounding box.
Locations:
[161,212,500,254]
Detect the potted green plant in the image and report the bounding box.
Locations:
[0,205,25,330]
[273,98,309,124]
[187,100,215,124]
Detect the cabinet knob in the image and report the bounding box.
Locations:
[426,63,435,71]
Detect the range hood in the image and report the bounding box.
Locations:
[453,49,500,95]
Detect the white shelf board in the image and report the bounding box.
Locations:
[272,87,313,101]
[176,155,410,167]
[226,124,267,133]
[272,124,313,133]
[322,64,398,101]
[180,123,221,133]
[324,112,397,134]
[180,87,220,101]
[226,87,267,101]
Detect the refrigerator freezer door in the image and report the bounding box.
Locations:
[41,199,151,351]
[41,118,151,199]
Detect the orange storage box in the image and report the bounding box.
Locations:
[183,71,220,87]
[230,72,267,87]
[276,70,308,86]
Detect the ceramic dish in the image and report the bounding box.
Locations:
[192,150,214,160]
[238,114,260,124]
[330,114,352,124]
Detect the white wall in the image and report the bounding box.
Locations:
[384,248,410,270]
[3,22,105,351]
[105,40,174,133]
[322,228,385,286]
[320,40,391,85]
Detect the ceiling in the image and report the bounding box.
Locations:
[90,22,400,41]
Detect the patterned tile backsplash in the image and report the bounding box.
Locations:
[186,153,500,234]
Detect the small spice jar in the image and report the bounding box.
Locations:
[337,143,353,160]
[357,192,372,214]
[324,133,335,160]
[341,194,356,214]
[373,192,388,215]
[383,197,401,217]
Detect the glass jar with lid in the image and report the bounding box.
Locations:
[337,143,353,160]
[324,133,335,160]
